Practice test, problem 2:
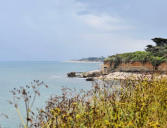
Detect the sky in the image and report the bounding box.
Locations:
[0,0,167,61]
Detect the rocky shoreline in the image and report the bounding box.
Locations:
[67,70,167,81]
[67,70,102,81]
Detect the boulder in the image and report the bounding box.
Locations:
[86,77,94,81]
[67,72,76,77]
[82,70,101,77]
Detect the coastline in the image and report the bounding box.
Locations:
[67,69,167,81]
[99,72,167,81]
[64,60,103,63]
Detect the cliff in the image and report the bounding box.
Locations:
[102,37,167,74]
[102,61,167,74]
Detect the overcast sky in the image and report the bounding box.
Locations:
[0,0,167,61]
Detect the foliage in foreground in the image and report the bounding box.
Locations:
[35,76,167,128]
[9,80,48,128]
[6,76,167,128]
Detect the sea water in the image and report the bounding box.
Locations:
[0,61,101,128]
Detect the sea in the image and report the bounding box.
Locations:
[0,61,101,128]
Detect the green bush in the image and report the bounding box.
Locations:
[150,56,166,67]
[105,51,152,68]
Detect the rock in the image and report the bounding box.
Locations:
[82,70,101,77]
[67,70,102,80]
[67,72,76,77]
[86,77,94,81]
[67,72,84,78]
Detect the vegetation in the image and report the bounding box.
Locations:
[78,56,105,62]
[2,37,167,128]
[145,38,167,57]
[9,80,48,128]
[105,38,167,69]
[8,76,167,128]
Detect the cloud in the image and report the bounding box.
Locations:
[79,33,152,56]
[78,14,133,32]
[75,1,134,32]
[82,33,150,48]
[77,0,167,36]
[0,0,159,61]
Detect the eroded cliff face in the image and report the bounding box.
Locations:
[102,61,167,74]
[116,62,154,72]
[158,62,167,72]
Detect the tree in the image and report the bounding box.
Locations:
[152,38,167,46]
[145,38,167,57]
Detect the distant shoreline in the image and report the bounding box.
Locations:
[64,60,103,63]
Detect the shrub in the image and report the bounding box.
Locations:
[105,51,167,69]
[105,51,152,68]
[150,56,166,68]
[35,76,167,128]
[9,80,48,128]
